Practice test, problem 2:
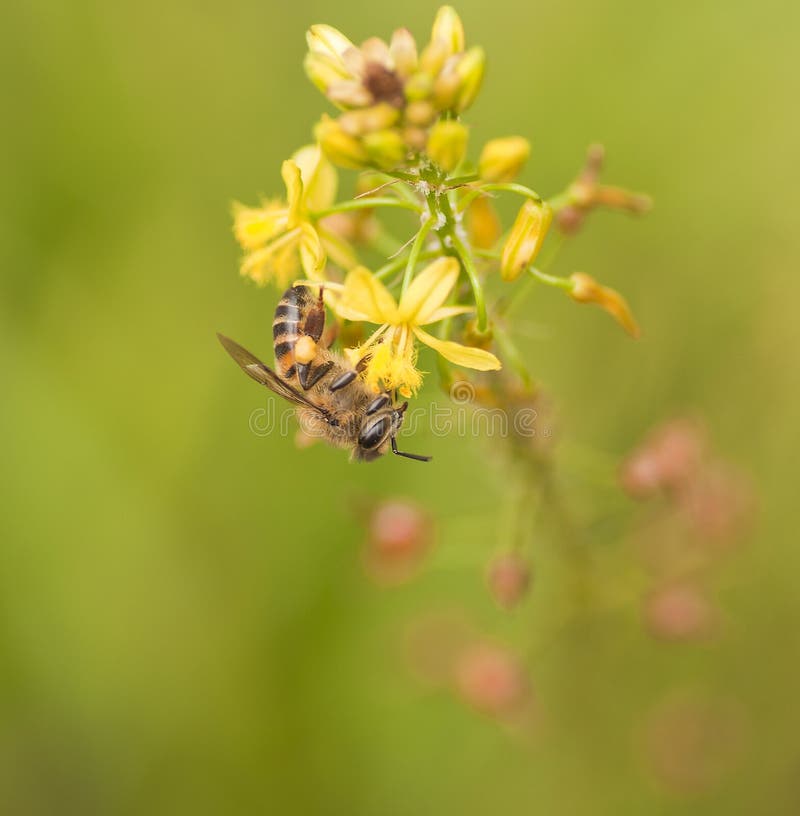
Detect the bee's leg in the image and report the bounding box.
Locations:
[321,321,339,350]
[298,360,334,390]
[302,286,326,343]
[329,370,357,392]
[391,436,432,462]
[365,393,391,413]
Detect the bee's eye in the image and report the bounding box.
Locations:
[359,417,390,450]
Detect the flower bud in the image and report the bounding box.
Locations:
[569,272,640,338]
[431,6,465,55]
[405,100,437,127]
[304,25,359,93]
[426,120,468,173]
[362,128,407,170]
[431,58,462,110]
[402,126,428,152]
[479,136,531,182]
[466,195,501,249]
[389,28,418,77]
[644,583,718,642]
[454,642,529,718]
[363,499,433,585]
[418,39,449,77]
[403,71,434,102]
[454,46,485,111]
[315,115,370,169]
[338,103,399,136]
[487,552,531,609]
[500,199,552,281]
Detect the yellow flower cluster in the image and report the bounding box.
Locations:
[230,6,650,398]
[306,6,485,173]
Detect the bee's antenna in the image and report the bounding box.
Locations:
[391,436,432,462]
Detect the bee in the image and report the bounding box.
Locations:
[218,284,431,462]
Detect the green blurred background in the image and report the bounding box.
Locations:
[2,0,799,813]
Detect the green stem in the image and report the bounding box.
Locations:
[446,173,480,186]
[450,231,487,331]
[401,216,435,295]
[457,182,543,213]
[528,265,574,291]
[312,197,421,219]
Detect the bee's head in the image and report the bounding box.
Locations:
[354,399,405,463]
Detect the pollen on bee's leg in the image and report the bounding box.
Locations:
[294,335,318,365]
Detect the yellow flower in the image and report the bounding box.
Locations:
[233,146,335,287]
[335,258,502,395]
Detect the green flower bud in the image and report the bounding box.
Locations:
[363,129,407,170]
[454,46,485,112]
[404,72,434,102]
[315,115,370,170]
[427,120,468,173]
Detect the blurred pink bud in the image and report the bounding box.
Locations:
[644,583,718,642]
[678,463,754,545]
[641,690,747,795]
[486,552,531,609]
[621,417,706,498]
[454,642,529,718]
[363,498,433,585]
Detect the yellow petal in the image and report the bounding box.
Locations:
[413,326,502,371]
[336,266,398,323]
[422,305,474,324]
[397,256,459,324]
[298,223,326,278]
[232,200,288,250]
[240,230,300,286]
[281,160,304,225]
[292,144,338,212]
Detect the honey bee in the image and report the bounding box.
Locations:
[218,284,431,462]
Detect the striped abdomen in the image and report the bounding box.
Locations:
[272,285,319,379]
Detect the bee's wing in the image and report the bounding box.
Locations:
[217,333,332,419]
